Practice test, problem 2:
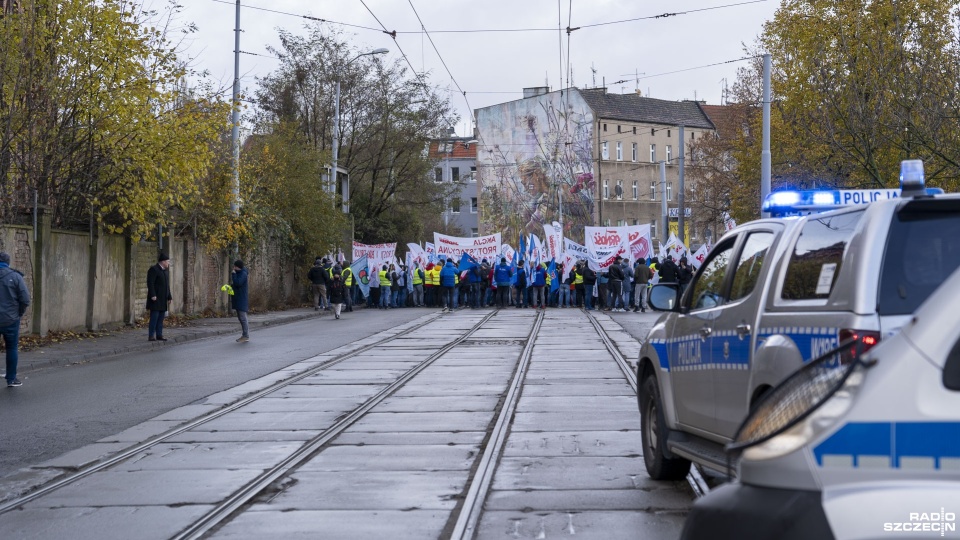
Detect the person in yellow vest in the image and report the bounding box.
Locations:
[429,262,442,306]
[411,262,425,307]
[378,264,391,309]
[340,261,354,312]
[574,264,585,307]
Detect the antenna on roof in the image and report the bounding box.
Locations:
[591,63,597,88]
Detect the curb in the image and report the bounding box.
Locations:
[18,307,362,374]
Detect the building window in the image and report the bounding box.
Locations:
[616,142,622,161]
[632,180,638,200]
[615,180,623,200]
[603,180,609,199]
[451,198,461,214]
[470,166,477,182]
[632,143,638,162]
[617,125,622,133]
[451,167,460,182]
[633,126,637,134]
[651,221,657,239]
[666,145,672,163]
[650,128,655,136]
[604,219,611,227]
[435,168,442,183]
[649,144,656,163]
[617,219,626,227]
[691,131,696,140]
[667,129,671,138]
[632,219,639,225]
[667,183,673,201]
[471,228,479,237]
[470,197,478,213]
[603,123,607,132]
[650,181,657,201]
[602,141,609,160]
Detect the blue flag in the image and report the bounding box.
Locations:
[548,259,559,292]
[509,249,518,286]
[458,252,478,271]
[351,255,370,299]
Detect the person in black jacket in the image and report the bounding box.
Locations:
[659,255,680,283]
[582,264,597,310]
[607,256,626,311]
[307,258,327,311]
[0,251,30,387]
[146,253,173,342]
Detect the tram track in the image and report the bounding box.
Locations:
[0,311,452,515]
[584,311,712,499]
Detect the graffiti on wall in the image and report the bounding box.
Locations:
[476,90,594,242]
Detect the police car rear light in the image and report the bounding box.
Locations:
[838,329,881,364]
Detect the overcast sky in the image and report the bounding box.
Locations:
[168,0,780,136]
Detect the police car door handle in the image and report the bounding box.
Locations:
[699,326,712,339]
[737,323,752,339]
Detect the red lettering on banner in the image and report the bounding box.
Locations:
[592,231,622,247]
[473,237,495,246]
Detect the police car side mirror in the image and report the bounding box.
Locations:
[649,284,681,312]
[943,338,960,391]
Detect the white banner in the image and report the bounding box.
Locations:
[353,242,396,272]
[622,224,653,262]
[584,226,627,259]
[433,232,502,261]
[500,243,515,264]
[543,222,563,262]
[690,244,709,270]
[564,238,590,260]
[561,252,577,280]
[588,245,628,272]
[406,243,427,269]
[660,233,689,261]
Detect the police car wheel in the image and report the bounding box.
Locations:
[640,376,691,480]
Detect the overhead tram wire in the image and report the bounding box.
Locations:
[211,0,770,36]
[357,0,460,133]
[404,0,486,142]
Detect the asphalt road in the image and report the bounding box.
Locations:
[0,308,426,476]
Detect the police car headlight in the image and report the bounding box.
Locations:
[727,339,871,460]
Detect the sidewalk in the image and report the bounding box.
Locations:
[16,306,352,375]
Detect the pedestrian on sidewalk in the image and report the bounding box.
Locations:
[328,272,346,319]
[607,256,625,311]
[633,259,652,312]
[411,262,425,307]
[439,258,457,312]
[0,251,30,387]
[146,253,173,342]
[308,258,326,311]
[339,260,355,312]
[232,260,249,342]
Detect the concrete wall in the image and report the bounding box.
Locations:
[0,222,307,335]
[44,231,89,331]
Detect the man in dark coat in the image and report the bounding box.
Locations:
[328,273,346,319]
[659,254,681,283]
[146,253,173,341]
[232,260,249,342]
[0,251,30,387]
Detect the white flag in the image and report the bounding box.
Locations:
[690,244,709,270]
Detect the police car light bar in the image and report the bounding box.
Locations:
[763,185,944,217]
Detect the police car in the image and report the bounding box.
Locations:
[681,261,960,540]
[637,160,960,480]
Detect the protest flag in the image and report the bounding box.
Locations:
[458,252,479,271]
[351,255,370,299]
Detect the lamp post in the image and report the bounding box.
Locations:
[331,48,389,205]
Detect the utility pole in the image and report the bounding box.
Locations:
[660,160,668,244]
[761,53,772,217]
[230,0,241,218]
[678,124,685,244]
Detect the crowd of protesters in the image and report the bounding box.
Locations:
[307,253,694,315]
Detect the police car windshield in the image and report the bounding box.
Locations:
[879,202,960,315]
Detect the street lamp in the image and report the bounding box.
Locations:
[331,48,389,209]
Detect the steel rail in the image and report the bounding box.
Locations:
[176,310,500,540]
[450,310,545,540]
[586,311,712,498]
[0,312,445,514]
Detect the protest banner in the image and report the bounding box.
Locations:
[500,243,515,264]
[622,224,653,262]
[564,238,590,260]
[352,242,397,272]
[584,226,628,259]
[690,244,709,269]
[543,222,563,262]
[588,245,628,272]
[433,232,501,261]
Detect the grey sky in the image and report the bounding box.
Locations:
[172,0,779,135]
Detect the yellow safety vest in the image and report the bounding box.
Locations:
[574,271,584,285]
[379,270,391,286]
[429,267,441,286]
[412,268,423,286]
[341,267,353,286]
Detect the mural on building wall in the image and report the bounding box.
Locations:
[476,90,594,243]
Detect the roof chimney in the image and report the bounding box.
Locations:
[523,86,550,98]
